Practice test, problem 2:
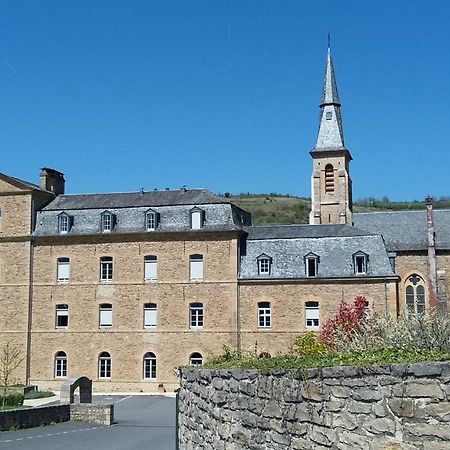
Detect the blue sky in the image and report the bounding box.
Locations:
[1,1,449,201]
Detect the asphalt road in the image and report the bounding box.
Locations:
[0,395,176,450]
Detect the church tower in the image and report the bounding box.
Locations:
[309,46,353,225]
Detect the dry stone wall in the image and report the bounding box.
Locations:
[178,362,450,449]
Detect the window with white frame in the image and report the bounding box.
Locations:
[189,302,204,329]
[57,257,70,283]
[144,303,157,329]
[190,207,204,230]
[144,255,157,281]
[258,302,271,328]
[99,303,112,328]
[143,352,156,379]
[257,254,271,275]
[305,301,320,329]
[353,251,369,274]
[304,253,319,277]
[145,210,158,231]
[58,213,71,234]
[54,351,67,378]
[98,352,111,378]
[405,274,426,314]
[189,352,203,366]
[56,304,69,329]
[100,257,113,282]
[189,254,203,281]
[101,211,114,232]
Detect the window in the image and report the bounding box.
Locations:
[99,303,112,328]
[325,164,334,193]
[405,274,426,314]
[144,303,157,329]
[56,304,69,329]
[190,207,205,230]
[100,257,113,282]
[58,213,72,234]
[101,211,115,233]
[304,253,319,277]
[143,352,156,379]
[189,352,203,366]
[353,252,369,274]
[54,351,67,378]
[189,302,204,329]
[144,256,157,281]
[258,302,271,328]
[305,301,320,329]
[57,257,70,283]
[257,254,271,275]
[145,210,159,231]
[98,352,111,379]
[189,254,204,281]
[326,111,332,120]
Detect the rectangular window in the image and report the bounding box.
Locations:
[191,211,202,230]
[57,258,70,283]
[355,255,366,274]
[56,305,69,329]
[58,215,69,234]
[143,354,156,379]
[55,354,67,378]
[101,213,112,232]
[189,255,203,281]
[99,304,112,328]
[144,256,157,281]
[258,302,271,328]
[146,212,157,231]
[258,258,270,275]
[306,258,317,277]
[190,303,204,329]
[305,302,319,329]
[100,257,113,282]
[144,303,157,329]
[99,355,111,379]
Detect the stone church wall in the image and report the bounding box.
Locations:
[178,362,450,449]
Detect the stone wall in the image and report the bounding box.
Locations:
[0,405,70,431]
[178,362,450,449]
[70,403,114,426]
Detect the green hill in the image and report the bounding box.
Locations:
[228,194,450,226]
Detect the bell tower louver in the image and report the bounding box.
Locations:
[309,46,353,225]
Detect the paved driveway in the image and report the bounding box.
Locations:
[0,395,176,450]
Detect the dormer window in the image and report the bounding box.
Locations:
[145,210,159,231]
[257,254,272,275]
[353,251,369,274]
[304,252,319,277]
[58,213,72,234]
[101,211,115,233]
[190,207,205,230]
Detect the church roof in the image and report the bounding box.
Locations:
[353,210,450,251]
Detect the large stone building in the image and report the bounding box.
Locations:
[0,48,448,392]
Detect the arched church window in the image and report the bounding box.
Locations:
[405,274,426,314]
[325,164,334,193]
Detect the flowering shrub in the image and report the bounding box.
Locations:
[319,296,368,351]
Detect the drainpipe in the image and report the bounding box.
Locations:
[426,197,438,313]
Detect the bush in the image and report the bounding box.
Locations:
[0,393,24,408]
[293,332,326,357]
[24,390,55,400]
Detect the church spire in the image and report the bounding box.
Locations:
[314,46,345,150]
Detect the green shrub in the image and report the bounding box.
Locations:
[0,393,24,408]
[293,332,326,357]
[24,390,55,400]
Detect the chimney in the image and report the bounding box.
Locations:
[39,167,65,195]
[426,196,438,311]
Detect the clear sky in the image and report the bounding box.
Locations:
[1,1,449,201]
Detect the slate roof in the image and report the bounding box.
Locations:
[240,224,395,279]
[43,189,225,210]
[34,189,251,236]
[353,210,450,252]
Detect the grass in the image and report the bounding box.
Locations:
[202,347,450,371]
[24,390,55,400]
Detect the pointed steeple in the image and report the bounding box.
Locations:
[313,46,346,151]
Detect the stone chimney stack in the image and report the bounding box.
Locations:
[39,167,65,195]
[426,196,438,311]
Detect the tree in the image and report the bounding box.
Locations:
[0,342,25,388]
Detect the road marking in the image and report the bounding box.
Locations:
[114,395,133,404]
